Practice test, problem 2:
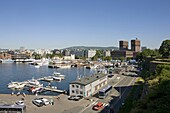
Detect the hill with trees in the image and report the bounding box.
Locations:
[119,39,170,113]
[63,46,118,50]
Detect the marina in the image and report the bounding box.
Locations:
[0,63,96,95]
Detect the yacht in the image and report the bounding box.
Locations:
[8,82,25,89]
[53,76,62,82]
[1,59,14,63]
[27,79,43,87]
[57,64,71,68]
[8,82,19,89]
[53,71,65,80]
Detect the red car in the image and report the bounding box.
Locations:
[92,102,104,111]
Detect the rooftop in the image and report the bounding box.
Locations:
[70,73,106,86]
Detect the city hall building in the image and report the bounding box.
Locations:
[69,73,108,97]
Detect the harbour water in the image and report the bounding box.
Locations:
[0,63,96,95]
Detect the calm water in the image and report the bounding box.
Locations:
[0,63,96,95]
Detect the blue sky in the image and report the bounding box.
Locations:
[0,0,169,49]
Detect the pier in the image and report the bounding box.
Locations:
[43,87,65,93]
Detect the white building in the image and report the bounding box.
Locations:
[35,49,52,56]
[85,50,96,58]
[103,50,111,57]
[63,54,75,60]
[69,73,108,97]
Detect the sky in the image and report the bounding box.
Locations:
[0,0,169,49]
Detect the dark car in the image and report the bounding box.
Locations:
[108,74,114,78]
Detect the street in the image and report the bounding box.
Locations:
[80,73,136,113]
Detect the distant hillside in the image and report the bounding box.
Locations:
[63,46,118,50]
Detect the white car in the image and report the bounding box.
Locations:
[16,100,24,105]
[32,99,44,107]
[41,98,50,105]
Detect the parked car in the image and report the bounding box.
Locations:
[68,95,83,101]
[92,102,104,111]
[68,95,76,100]
[108,74,114,78]
[73,95,83,101]
[32,98,44,107]
[16,100,24,105]
[40,98,50,105]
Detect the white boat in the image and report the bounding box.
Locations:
[31,87,44,93]
[8,82,25,89]
[34,65,40,68]
[53,76,62,82]
[1,59,14,63]
[53,72,65,80]
[15,83,26,89]
[40,77,53,82]
[45,77,54,81]
[27,79,42,87]
[8,82,19,88]
[53,72,61,75]
[57,64,71,68]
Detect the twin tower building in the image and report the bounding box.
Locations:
[119,38,140,52]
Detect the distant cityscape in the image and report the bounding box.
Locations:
[0,38,148,62]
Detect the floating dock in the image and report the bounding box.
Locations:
[43,87,65,93]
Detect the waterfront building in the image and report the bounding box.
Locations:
[12,54,30,60]
[111,50,133,59]
[63,54,75,60]
[131,38,141,52]
[119,40,128,50]
[103,50,111,57]
[69,73,108,97]
[0,52,12,59]
[84,50,96,58]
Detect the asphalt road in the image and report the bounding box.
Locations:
[81,74,136,113]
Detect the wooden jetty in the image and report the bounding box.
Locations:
[43,87,65,93]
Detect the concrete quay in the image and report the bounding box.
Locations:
[0,94,94,113]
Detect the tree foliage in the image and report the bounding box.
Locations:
[159,40,170,58]
[130,64,170,113]
[136,49,160,61]
[91,50,103,61]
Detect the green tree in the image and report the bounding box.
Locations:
[136,49,160,61]
[34,54,42,59]
[159,40,170,58]
[91,50,103,61]
[103,56,112,61]
[119,57,125,62]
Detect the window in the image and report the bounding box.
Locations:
[80,91,83,94]
[76,90,79,94]
[76,85,79,88]
[72,90,75,93]
[72,85,75,88]
[80,86,83,89]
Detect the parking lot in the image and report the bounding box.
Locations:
[0,94,93,113]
